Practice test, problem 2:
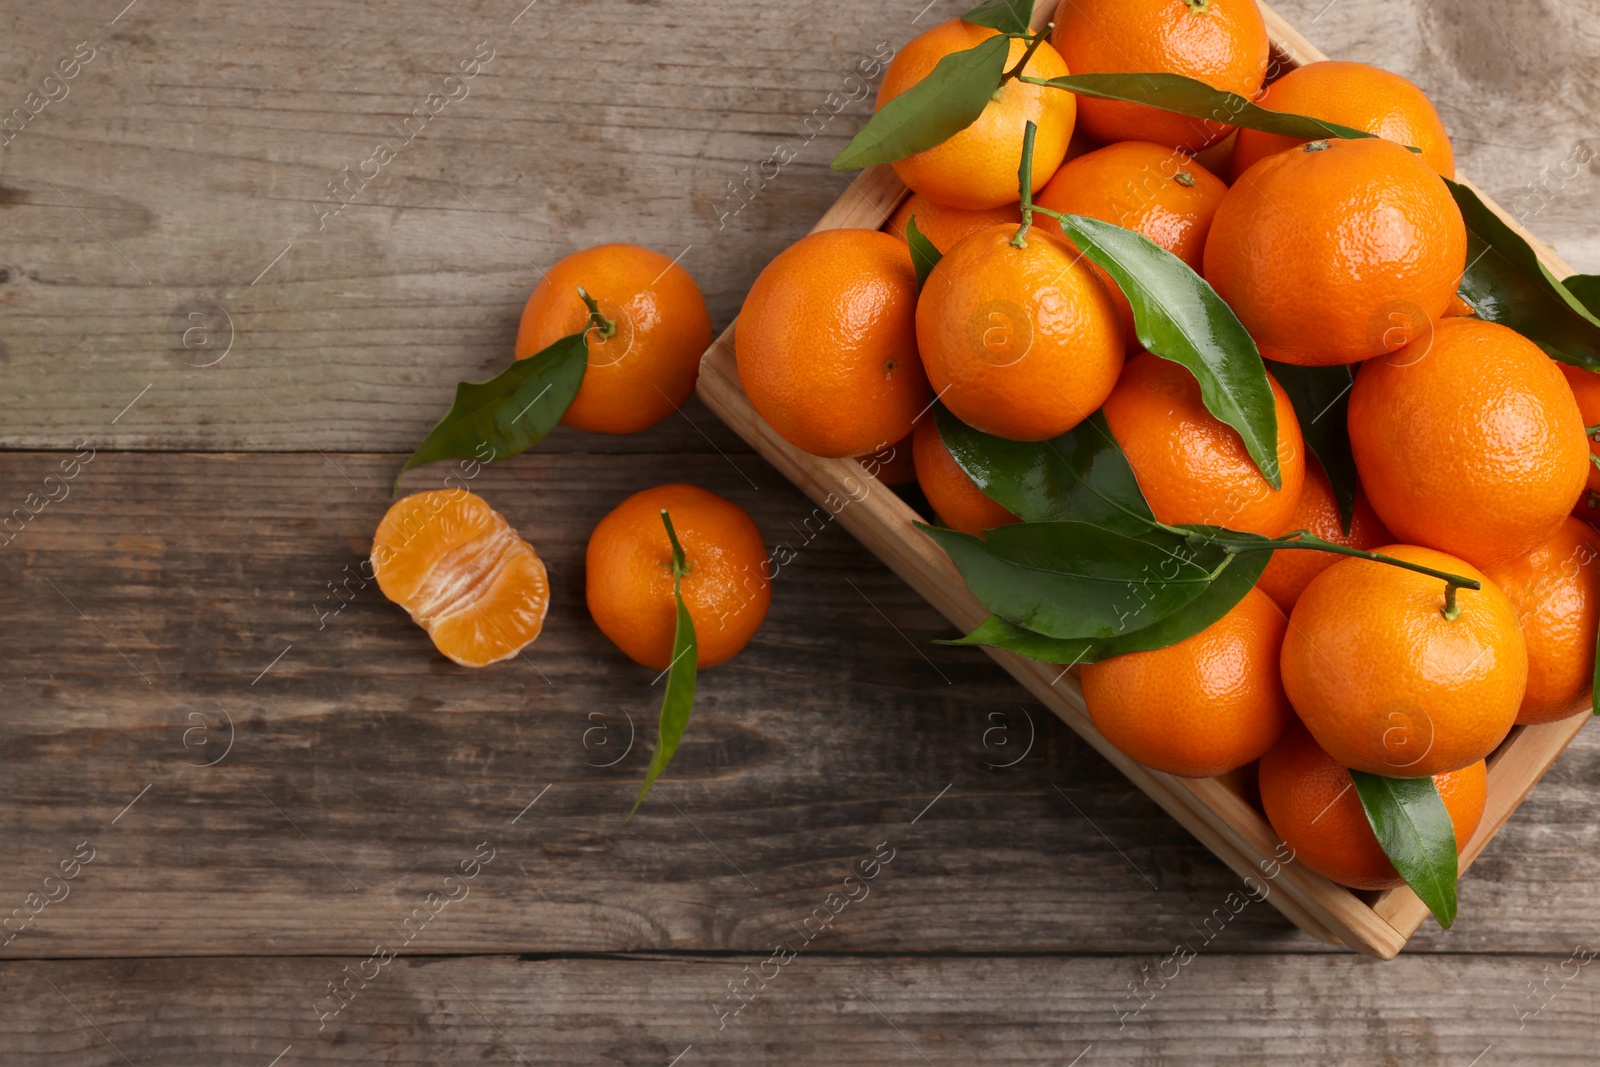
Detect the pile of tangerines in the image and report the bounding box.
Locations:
[363,0,1600,913]
[735,0,1600,915]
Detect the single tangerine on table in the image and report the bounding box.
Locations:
[886,193,1022,253]
[736,229,928,458]
[877,19,1074,210]
[916,223,1124,442]
[1230,60,1456,181]
[1348,318,1589,569]
[1483,518,1600,724]
[373,490,550,668]
[1100,351,1306,537]
[1280,545,1527,778]
[1258,725,1487,891]
[1080,587,1292,778]
[1052,0,1271,152]
[1034,140,1229,347]
[1256,460,1392,612]
[912,417,1018,536]
[514,243,713,435]
[586,484,770,670]
[1203,137,1467,366]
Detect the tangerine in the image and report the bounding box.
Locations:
[1559,363,1600,511]
[1258,724,1486,891]
[1280,544,1527,777]
[736,229,929,458]
[373,490,550,668]
[1256,460,1392,611]
[1203,137,1466,366]
[878,19,1074,210]
[1052,0,1270,152]
[514,243,712,434]
[912,416,1018,536]
[1034,140,1229,346]
[585,484,770,670]
[1100,351,1306,537]
[886,193,1022,252]
[1348,318,1589,568]
[1482,518,1600,724]
[1230,61,1455,181]
[916,223,1123,441]
[1080,587,1291,778]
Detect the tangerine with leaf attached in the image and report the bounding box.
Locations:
[515,243,712,435]
[878,19,1074,210]
[586,484,770,671]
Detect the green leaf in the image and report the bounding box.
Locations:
[947,542,1271,663]
[629,510,700,821]
[934,406,1153,532]
[918,520,1229,639]
[1564,273,1600,318]
[906,214,943,290]
[961,0,1032,34]
[832,36,1010,171]
[1055,213,1282,489]
[1267,361,1356,532]
[1447,179,1600,373]
[1349,770,1458,928]
[397,331,588,491]
[1029,73,1386,147]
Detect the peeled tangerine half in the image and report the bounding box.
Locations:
[372,490,549,668]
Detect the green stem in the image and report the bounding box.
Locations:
[577,286,617,340]
[1000,24,1052,84]
[1011,120,1039,248]
[1585,422,1600,436]
[1590,452,1600,473]
[660,508,689,578]
[1179,528,1482,620]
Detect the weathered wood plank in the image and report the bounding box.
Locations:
[0,451,1596,958]
[1,954,1594,1063]
[1,0,1596,451]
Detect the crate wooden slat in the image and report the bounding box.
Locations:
[695,0,1590,957]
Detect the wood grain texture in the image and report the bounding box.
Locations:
[0,0,1596,452]
[1,450,1599,964]
[3,954,1597,1064]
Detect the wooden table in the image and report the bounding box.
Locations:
[4,0,1599,1061]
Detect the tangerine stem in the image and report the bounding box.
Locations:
[1011,120,1039,248]
[660,508,690,579]
[1179,529,1482,613]
[577,286,616,340]
[1000,24,1052,84]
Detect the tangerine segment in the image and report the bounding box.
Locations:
[1203,137,1466,366]
[1080,587,1291,779]
[1482,518,1600,725]
[879,20,1073,210]
[515,243,713,435]
[1230,60,1456,181]
[1280,544,1527,778]
[1258,725,1486,892]
[916,224,1124,442]
[586,484,770,670]
[1100,352,1305,537]
[1052,0,1271,152]
[373,491,549,668]
[1348,318,1589,569]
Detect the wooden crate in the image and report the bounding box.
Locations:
[695,0,1590,958]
